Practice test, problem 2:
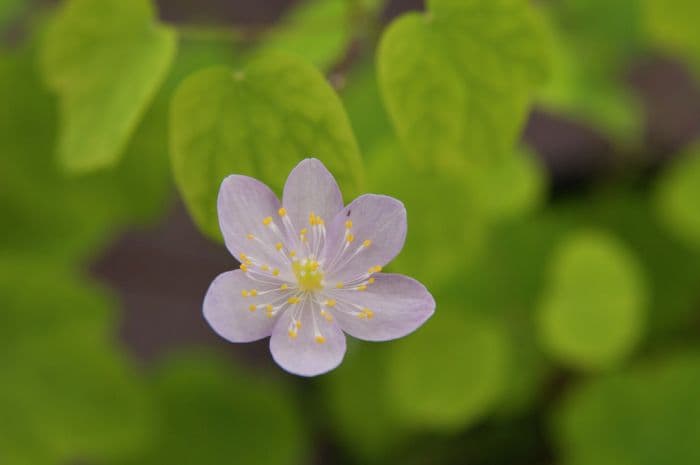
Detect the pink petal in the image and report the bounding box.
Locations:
[203,270,281,342]
[218,175,289,268]
[269,299,346,376]
[282,158,344,233]
[327,273,434,341]
[323,194,407,282]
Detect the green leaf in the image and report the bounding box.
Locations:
[553,348,700,465]
[377,0,549,173]
[645,0,700,74]
[170,53,364,240]
[0,261,152,465]
[40,0,176,172]
[537,229,647,371]
[654,146,700,250]
[387,308,510,431]
[115,351,307,465]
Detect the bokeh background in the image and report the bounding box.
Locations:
[2,0,700,464]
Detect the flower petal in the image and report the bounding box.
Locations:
[218,175,289,267]
[270,299,346,376]
[282,158,344,232]
[327,273,435,341]
[324,194,407,282]
[203,270,281,343]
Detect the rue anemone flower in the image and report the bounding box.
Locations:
[203,158,435,376]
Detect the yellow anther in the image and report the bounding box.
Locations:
[300,228,308,235]
[280,283,289,290]
[357,285,367,291]
[278,207,287,217]
[295,320,302,329]
[309,261,319,271]
[261,264,270,272]
[241,289,250,297]
[368,277,375,284]
[262,216,273,226]
[240,263,249,272]
[240,253,248,261]
[363,308,374,319]
[345,220,353,229]
[309,212,317,225]
[317,217,325,225]
[325,299,336,307]
[244,259,252,265]
[320,310,334,322]
[288,296,300,304]
[275,242,283,251]
[336,282,344,289]
[250,289,258,297]
[272,268,280,276]
[288,329,298,339]
[248,304,257,312]
[362,239,372,248]
[369,265,382,273]
[315,335,326,344]
[346,233,355,243]
[266,304,273,312]
[246,233,255,240]
[290,250,297,257]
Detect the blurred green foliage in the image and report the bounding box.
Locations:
[537,230,647,371]
[40,0,176,172]
[2,0,700,464]
[554,348,700,465]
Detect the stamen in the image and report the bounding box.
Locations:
[249,289,258,296]
[325,299,336,307]
[346,233,355,243]
[262,216,273,226]
[362,239,372,248]
[278,207,287,217]
[248,304,257,312]
[315,335,326,344]
[345,220,353,229]
[320,309,334,322]
[287,296,300,304]
[357,308,374,319]
[241,290,250,297]
[247,233,255,240]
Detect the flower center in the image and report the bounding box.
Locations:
[292,258,324,291]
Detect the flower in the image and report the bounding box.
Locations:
[203,158,435,376]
